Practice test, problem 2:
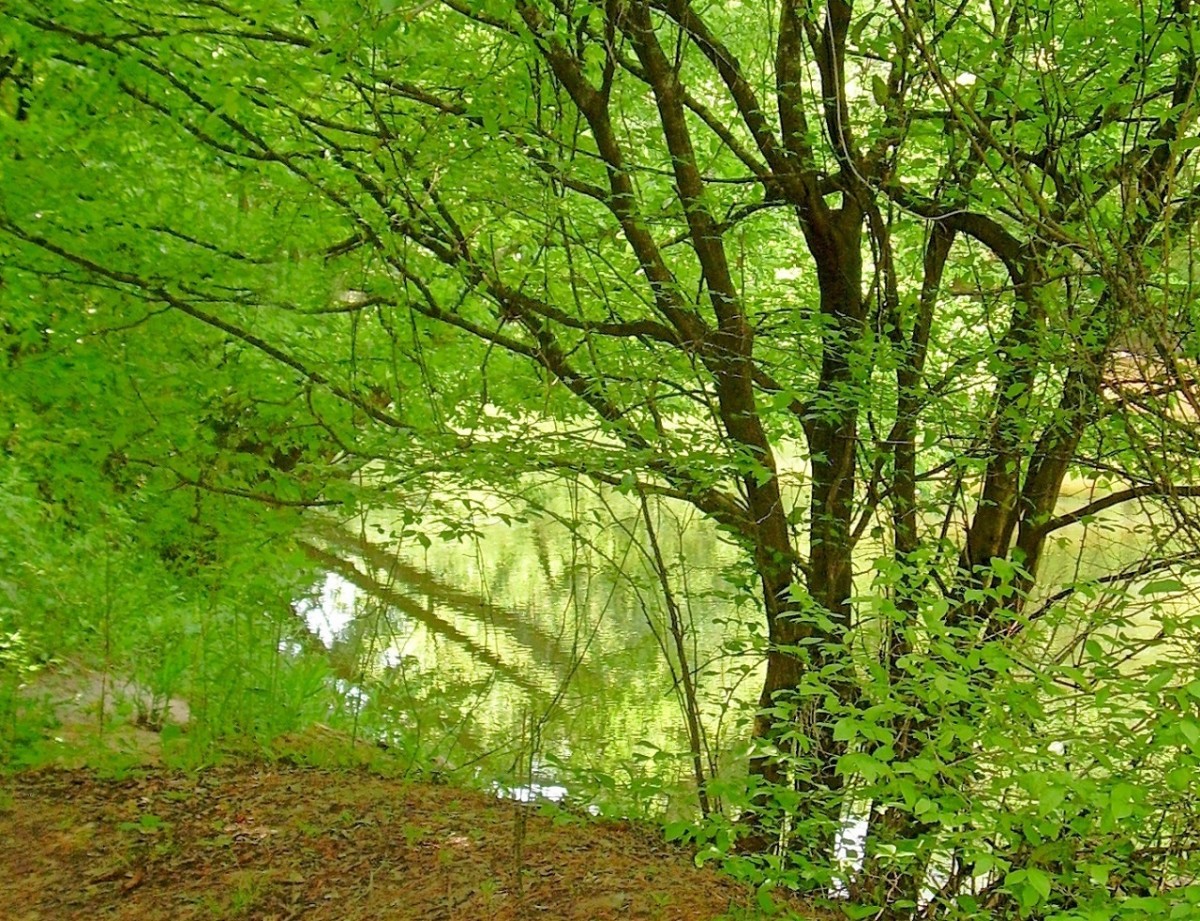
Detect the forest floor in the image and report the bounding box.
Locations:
[0,761,833,921]
[1,664,834,919]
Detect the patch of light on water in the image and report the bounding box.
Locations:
[493,780,603,816]
[830,812,870,898]
[332,678,369,712]
[295,572,359,647]
[834,812,869,866]
[829,811,974,905]
[497,782,570,803]
[378,647,404,668]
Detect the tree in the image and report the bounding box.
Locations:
[4,0,1200,914]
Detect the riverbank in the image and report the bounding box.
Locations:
[0,762,831,920]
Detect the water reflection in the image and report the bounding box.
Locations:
[301,543,544,695]
[297,490,760,813]
[294,573,359,648]
[295,473,1197,829]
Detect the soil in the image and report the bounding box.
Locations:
[0,762,831,921]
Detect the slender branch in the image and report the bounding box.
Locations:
[1038,485,1200,536]
[1027,550,1200,626]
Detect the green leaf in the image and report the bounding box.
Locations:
[1146,666,1176,692]
[755,883,777,914]
[836,751,884,781]
[845,904,885,919]
[664,820,690,842]
[1109,782,1137,820]
[871,75,889,106]
[1167,766,1193,791]
[1025,867,1052,901]
[1140,578,1185,595]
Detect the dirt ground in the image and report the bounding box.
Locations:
[0,763,831,921]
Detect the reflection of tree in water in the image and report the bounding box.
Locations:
[318,526,594,683]
[532,525,556,595]
[302,540,543,695]
[304,504,751,789]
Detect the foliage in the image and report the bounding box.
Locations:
[4,0,1200,917]
[0,448,345,768]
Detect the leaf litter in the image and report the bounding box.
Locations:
[0,762,831,920]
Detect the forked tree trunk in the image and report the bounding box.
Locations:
[745,206,865,857]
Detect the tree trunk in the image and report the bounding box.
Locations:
[744,205,865,857]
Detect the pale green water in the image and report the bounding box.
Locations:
[298,474,1198,814]
[300,482,761,814]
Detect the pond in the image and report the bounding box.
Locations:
[294,472,1194,822]
[296,481,762,817]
